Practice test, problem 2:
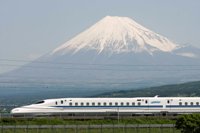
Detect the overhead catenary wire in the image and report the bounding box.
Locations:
[0,63,200,72]
[0,58,200,67]
[0,58,199,88]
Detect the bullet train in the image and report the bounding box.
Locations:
[11,96,200,116]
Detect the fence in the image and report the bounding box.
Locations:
[0,124,180,133]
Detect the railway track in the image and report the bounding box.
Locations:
[0,112,178,120]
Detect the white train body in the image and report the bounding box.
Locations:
[11,96,200,116]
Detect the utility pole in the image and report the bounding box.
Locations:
[117,106,119,125]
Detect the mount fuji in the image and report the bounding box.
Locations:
[1,16,200,96]
[52,16,177,55]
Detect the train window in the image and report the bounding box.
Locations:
[55,101,57,105]
[121,102,124,106]
[75,102,78,106]
[81,102,84,106]
[92,102,95,106]
[179,102,182,106]
[138,102,141,106]
[61,100,63,104]
[86,103,89,106]
[132,102,135,106]
[137,99,141,101]
[167,100,170,104]
[98,102,101,106]
[104,102,107,106]
[185,102,188,106]
[191,102,193,106]
[115,102,118,106]
[109,102,112,106]
[126,102,129,106]
[145,100,148,104]
[69,102,72,106]
[35,101,45,104]
[196,102,199,106]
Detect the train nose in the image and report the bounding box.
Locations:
[11,108,20,114]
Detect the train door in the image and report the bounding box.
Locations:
[167,99,171,110]
[145,99,149,111]
[163,104,166,109]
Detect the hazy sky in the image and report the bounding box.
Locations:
[0,0,200,73]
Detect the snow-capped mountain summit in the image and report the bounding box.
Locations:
[1,16,200,96]
[52,16,178,55]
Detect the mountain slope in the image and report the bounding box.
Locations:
[94,81,200,97]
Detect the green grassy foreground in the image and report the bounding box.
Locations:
[0,116,176,125]
[0,116,181,133]
[1,128,181,133]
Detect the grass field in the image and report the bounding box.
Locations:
[1,128,181,133]
[0,116,181,132]
[0,116,176,125]
[1,126,181,133]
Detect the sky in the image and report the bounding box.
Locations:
[0,0,200,74]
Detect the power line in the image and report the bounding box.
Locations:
[0,80,157,89]
[0,58,200,67]
[0,63,200,71]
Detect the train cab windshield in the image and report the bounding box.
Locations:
[34,101,45,104]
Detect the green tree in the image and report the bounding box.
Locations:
[176,114,200,133]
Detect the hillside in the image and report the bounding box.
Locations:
[94,81,200,97]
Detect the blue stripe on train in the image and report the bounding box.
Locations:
[166,105,200,108]
[51,105,162,108]
[51,105,200,108]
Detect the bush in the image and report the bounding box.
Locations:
[176,114,200,133]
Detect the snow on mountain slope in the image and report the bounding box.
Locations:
[174,44,200,58]
[52,16,178,55]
